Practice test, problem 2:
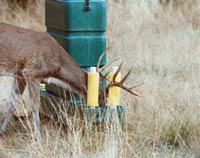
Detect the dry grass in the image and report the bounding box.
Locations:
[1,0,200,157]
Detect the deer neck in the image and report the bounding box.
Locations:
[54,47,87,97]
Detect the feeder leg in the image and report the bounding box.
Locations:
[117,106,126,129]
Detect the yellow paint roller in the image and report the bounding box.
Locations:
[108,66,121,106]
[87,67,99,107]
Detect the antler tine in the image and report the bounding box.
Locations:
[99,56,121,72]
[129,82,144,90]
[113,61,123,82]
[120,67,132,85]
[121,85,142,96]
[120,81,143,97]
[99,71,110,81]
[96,47,111,72]
[106,81,142,97]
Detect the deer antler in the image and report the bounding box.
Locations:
[97,49,143,97]
[96,47,120,72]
[96,47,121,79]
[106,62,143,96]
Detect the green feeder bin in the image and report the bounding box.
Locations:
[43,0,126,128]
[45,0,107,67]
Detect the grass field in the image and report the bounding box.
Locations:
[0,0,200,157]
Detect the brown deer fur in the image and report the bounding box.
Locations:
[0,22,87,140]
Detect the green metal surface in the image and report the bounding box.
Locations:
[45,0,106,31]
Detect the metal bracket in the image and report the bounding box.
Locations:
[85,0,91,11]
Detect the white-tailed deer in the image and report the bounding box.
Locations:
[0,22,141,140]
[0,22,88,140]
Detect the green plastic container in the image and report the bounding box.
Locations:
[45,0,107,67]
[45,0,106,31]
[48,32,106,67]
